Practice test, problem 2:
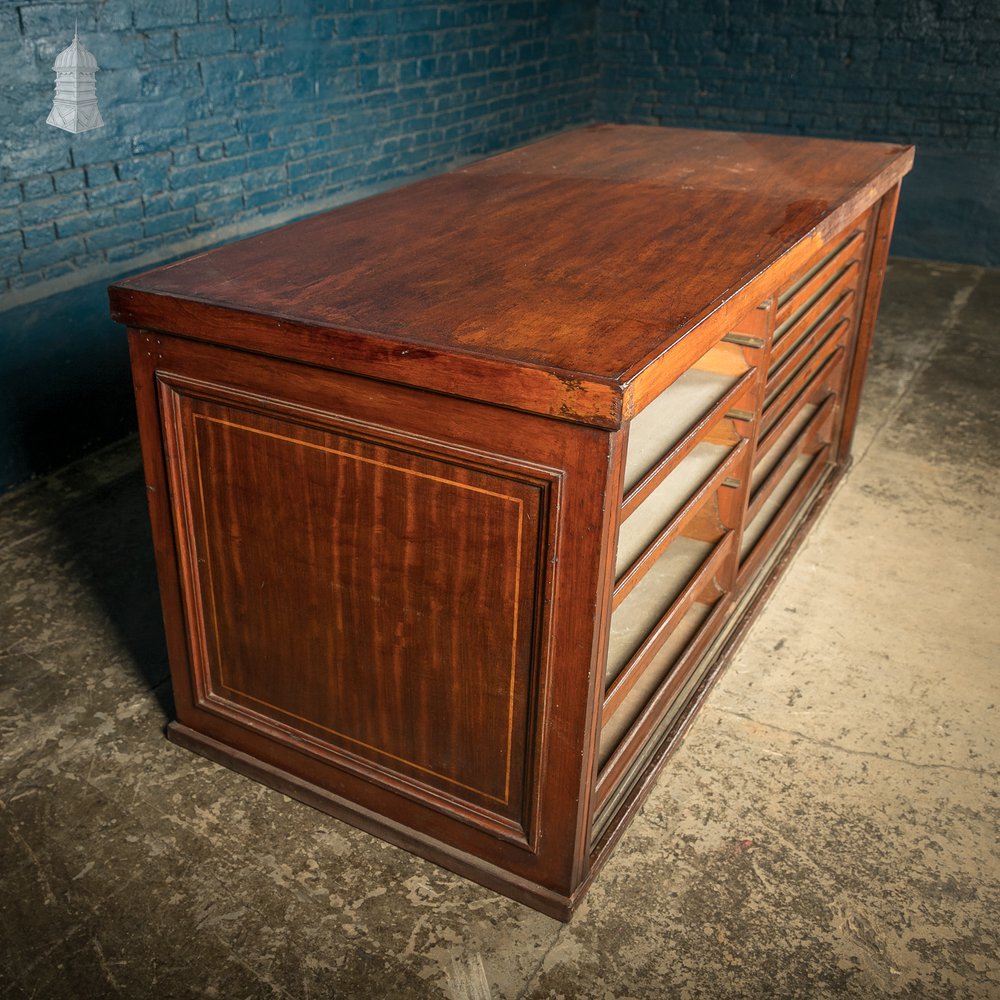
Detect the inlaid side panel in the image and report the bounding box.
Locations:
[159,378,551,838]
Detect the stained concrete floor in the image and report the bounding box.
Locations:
[1,258,998,999]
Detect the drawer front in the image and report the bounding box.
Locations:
[773,225,867,358]
[768,209,871,406]
[736,210,873,582]
[592,311,770,842]
[741,386,839,562]
[596,528,733,829]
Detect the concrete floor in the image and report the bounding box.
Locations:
[1,259,998,999]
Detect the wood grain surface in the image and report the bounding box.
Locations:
[110,125,913,427]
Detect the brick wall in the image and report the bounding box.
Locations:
[0,0,596,492]
[1,0,996,492]
[596,0,1000,265]
[1,0,595,304]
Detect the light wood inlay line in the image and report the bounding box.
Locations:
[198,414,526,502]
[188,410,528,805]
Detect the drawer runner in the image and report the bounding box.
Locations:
[604,531,734,722]
[613,442,746,611]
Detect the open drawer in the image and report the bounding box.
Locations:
[594,525,734,839]
[622,336,761,511]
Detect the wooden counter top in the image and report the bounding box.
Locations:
[110,124,913,428]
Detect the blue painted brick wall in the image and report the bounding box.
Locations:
[1,0,595,300]
[0,0,596,493]
[596,0,1000,265]
[1,0,996,492]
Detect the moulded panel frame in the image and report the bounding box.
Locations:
[127,327,624,918]
[158,372,555,846]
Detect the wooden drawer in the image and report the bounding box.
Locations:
[772,219,868,364]
[732,211,873,585]
[739,387,840,577]
[592,320,769,843]
[597,529,733,815]
[763,213,870,429]
[622,337,758,508]
[614,442,746,608]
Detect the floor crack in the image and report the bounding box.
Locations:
[514,923,567,1000]
[715,706,994,776]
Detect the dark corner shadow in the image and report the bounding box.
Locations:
[4,277,175,720]
[50,443,176,720]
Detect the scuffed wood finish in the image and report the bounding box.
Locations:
[112,126,912,920]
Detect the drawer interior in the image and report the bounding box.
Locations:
[600,588,721,768]
[741,399,836,560]
[607,533,723,688]
[593,325,768,840]
[615,442,733,577]
[623,339,755,499]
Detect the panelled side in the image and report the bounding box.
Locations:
[159,372,548,841]
[127,328,620,917]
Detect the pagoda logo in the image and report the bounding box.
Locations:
[47,26,105,134]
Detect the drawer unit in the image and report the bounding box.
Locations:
[737,211,873,586]
[594,333,761,841]
[110,125,912,920]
